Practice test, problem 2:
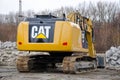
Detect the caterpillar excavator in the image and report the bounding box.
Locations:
[16,11,97,73]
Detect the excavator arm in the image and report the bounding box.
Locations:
[85,18,96,58]
[67,11,96,58]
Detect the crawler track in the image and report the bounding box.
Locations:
[16,56,30,72]
[16,54,97,74]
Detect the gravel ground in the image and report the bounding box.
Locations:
[0,42,120,80]
[0,66,120,80]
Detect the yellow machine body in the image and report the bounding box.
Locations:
[17,12,96,58]
[17,21,88,52]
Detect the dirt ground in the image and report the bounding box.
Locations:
[0,66,120,80]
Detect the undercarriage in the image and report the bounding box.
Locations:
[16,52,97,74]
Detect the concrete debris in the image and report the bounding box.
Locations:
[0,41,48,66]
[106,46,120,70]
[0,41,18,66]
[0,41,16,49]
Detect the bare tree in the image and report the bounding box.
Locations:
[7,12,15,24]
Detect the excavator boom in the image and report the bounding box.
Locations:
[67,12,96,58]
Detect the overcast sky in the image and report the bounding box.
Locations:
[0,0,119,14]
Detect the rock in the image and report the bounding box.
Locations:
[110,56,117,61]
[106,50,113,58]
[110,60,117,65]
[0,41,18,66]
[110,46,118,53]
[116,59,120,64]
[106,46,120,70]
[118,46,120,50]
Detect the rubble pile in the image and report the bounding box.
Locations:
[0,41,16,49]
[106,46,120,70]
[0,41,46,66]
[0,41,19,66]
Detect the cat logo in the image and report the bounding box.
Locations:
[31,26,51,39]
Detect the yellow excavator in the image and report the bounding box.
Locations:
[16,11,97,73]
